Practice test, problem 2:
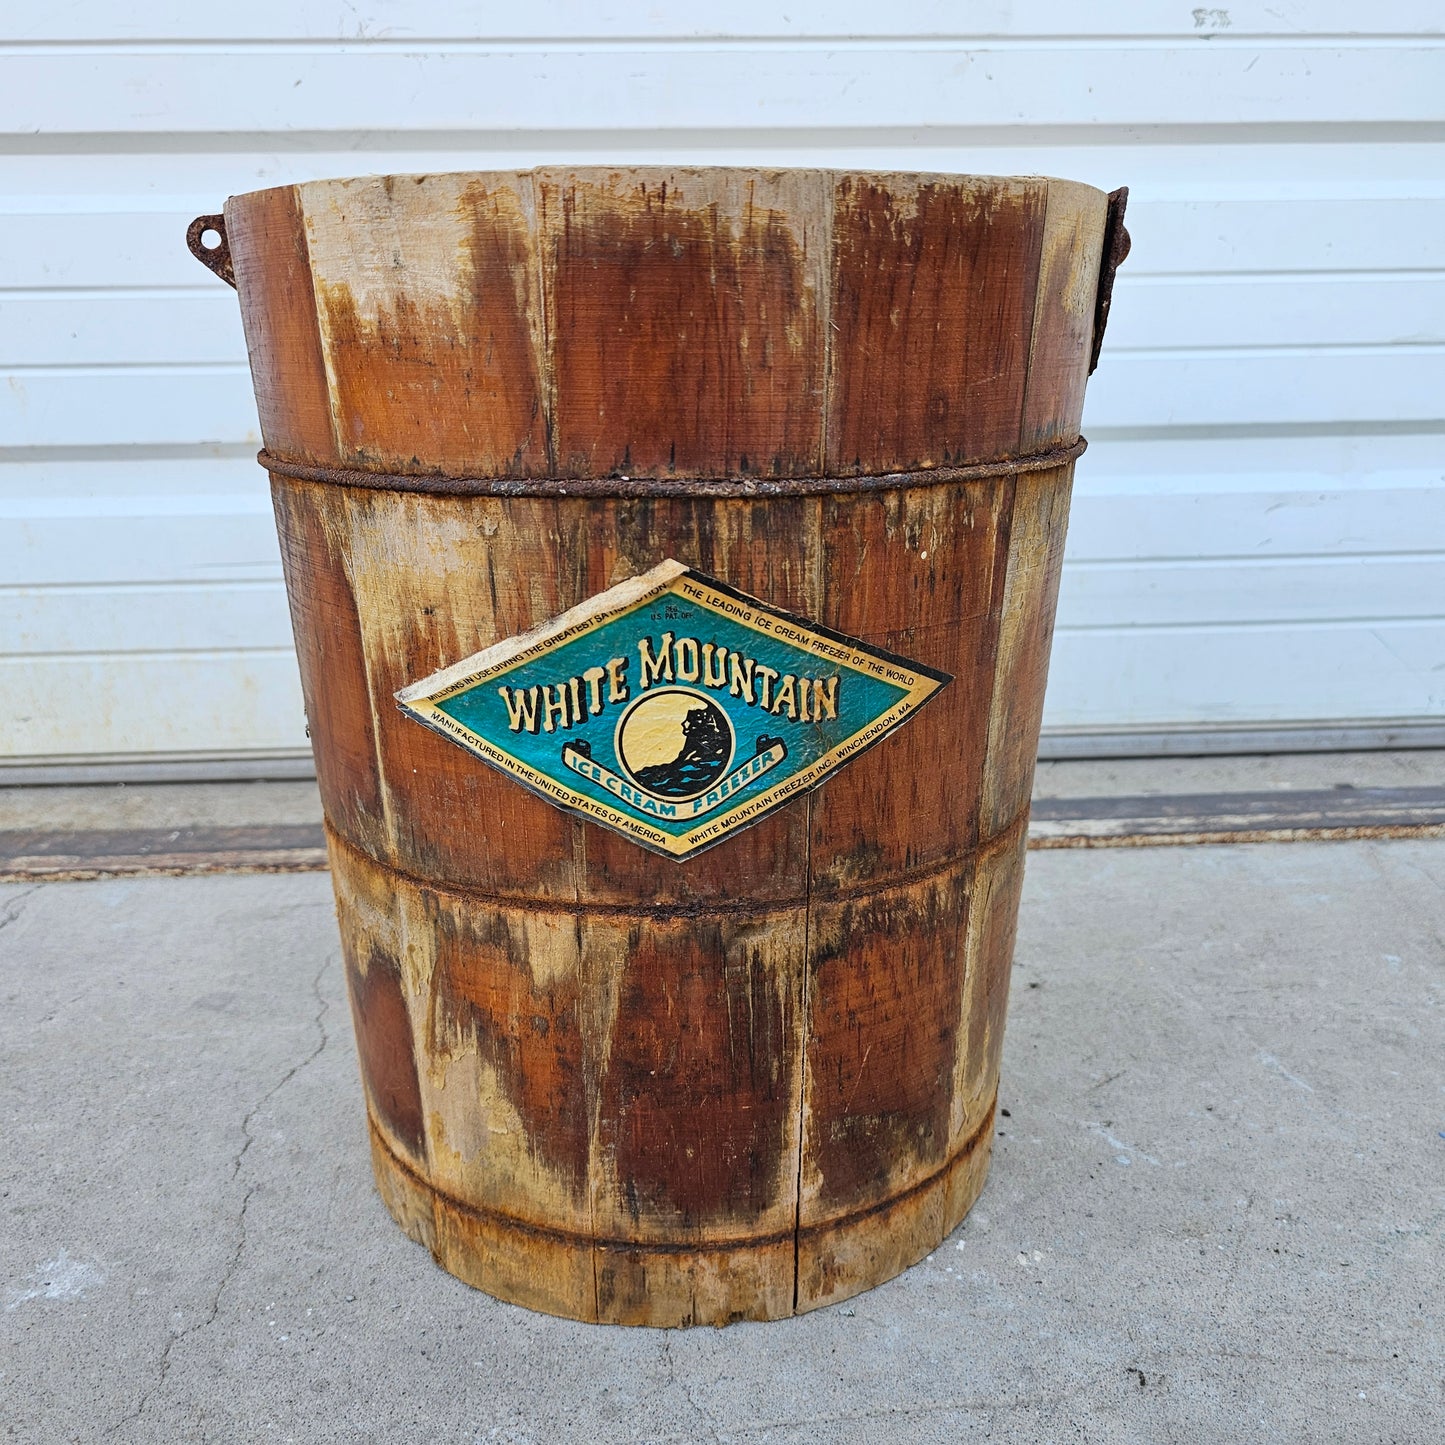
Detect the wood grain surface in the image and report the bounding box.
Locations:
[230,167,1112,1324]
[825,174,1046,472]
[223,185,335,462]
[542,168,829,480]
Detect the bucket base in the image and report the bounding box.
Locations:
[365,1101,996,1327]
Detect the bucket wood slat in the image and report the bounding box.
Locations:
[216,167,1115,1325]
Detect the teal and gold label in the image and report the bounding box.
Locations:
[396,560,949,860]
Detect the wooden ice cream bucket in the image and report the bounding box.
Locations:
[191,167,1127,1325]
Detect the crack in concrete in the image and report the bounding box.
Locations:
[105,951,334,1439]
[680,1370,725,1445]
[646,1390,1065,1441]
[38,986,99,1027]
[683,1391,726,1444]
[658,1338,724,1445]
[1384,845,1445,900]
[0,882,42,936]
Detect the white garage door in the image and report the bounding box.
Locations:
[3,4,1443,776]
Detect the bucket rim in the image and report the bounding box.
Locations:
[221,165,1112,213]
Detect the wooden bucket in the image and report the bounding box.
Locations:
[191,168,1127,1326]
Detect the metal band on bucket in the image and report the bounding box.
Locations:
[256,437,1086,499]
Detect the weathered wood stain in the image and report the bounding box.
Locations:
[345,940,427,1160]
[826,175,1046,471]
[802,865,970,1215]
[426,897,592,1195]
[542,170,828,480]
[223,166,1118,1325]
[593,912,803,1236]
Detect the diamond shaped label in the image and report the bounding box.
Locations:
[395,560,950,860]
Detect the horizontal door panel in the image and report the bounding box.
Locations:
[1044,618,1445,728]
[0,651,307,757]
[4,46,1440,136]
[0,582,295,654]
[6,2,1440,42]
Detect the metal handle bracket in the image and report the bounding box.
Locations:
[186,213,235,288]
[1088,187,1131,374]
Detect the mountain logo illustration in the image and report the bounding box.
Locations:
[615,688,735,799]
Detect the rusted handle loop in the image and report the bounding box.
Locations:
[1088,186,1131,374]
[186,214,235,288]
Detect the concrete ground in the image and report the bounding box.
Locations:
[1,766,1443,1442]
